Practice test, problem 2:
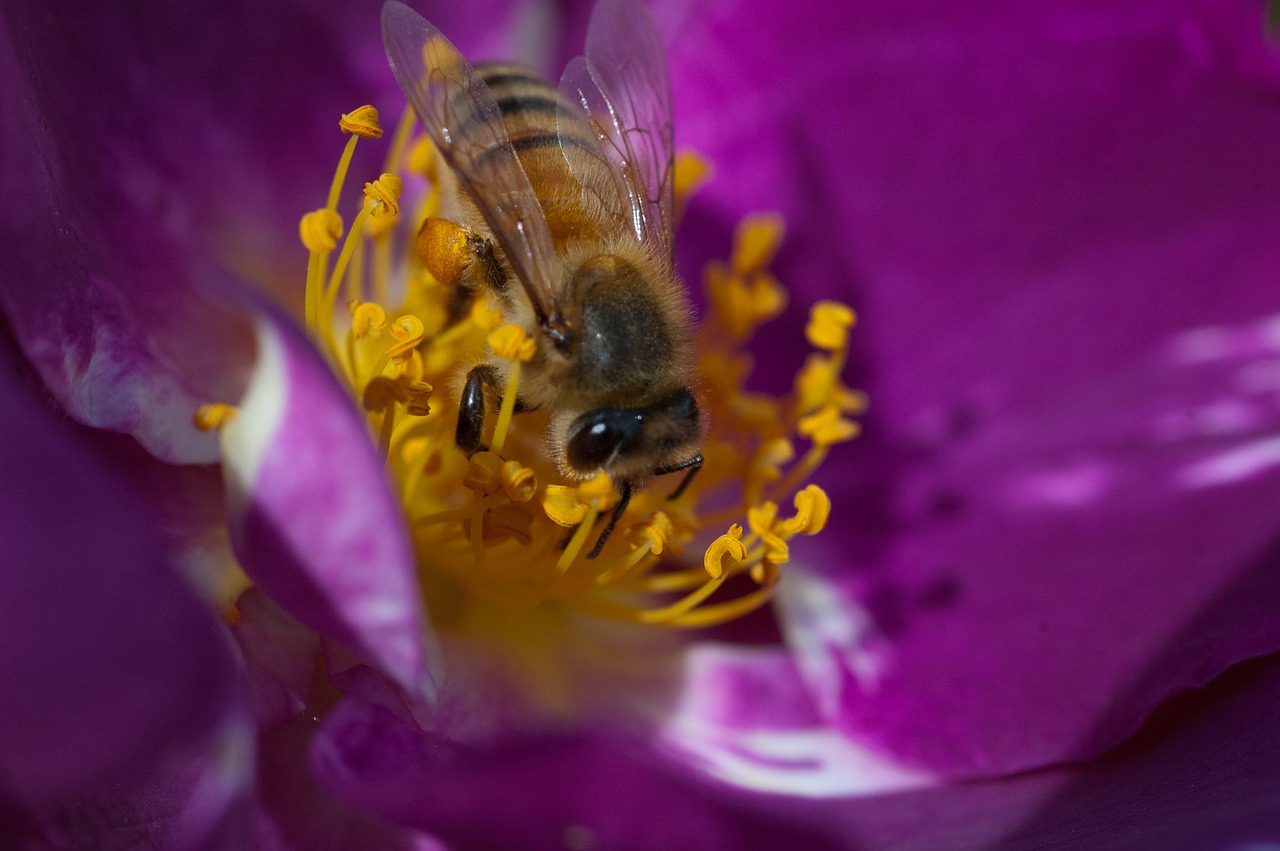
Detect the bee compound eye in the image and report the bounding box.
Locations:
[566,410,642,471]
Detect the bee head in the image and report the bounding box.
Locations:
[563,387,702,481]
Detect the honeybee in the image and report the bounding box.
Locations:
[383,0,705,556]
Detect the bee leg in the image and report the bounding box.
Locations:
[653,454,703,500]
[456,364,499,455]
[587,480,633,560]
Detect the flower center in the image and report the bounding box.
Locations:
[218,104,863,630]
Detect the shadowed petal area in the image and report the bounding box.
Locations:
[219,308,439,700]
[310,667,847,851]
[0,371,243,810]
[253,711,447,851]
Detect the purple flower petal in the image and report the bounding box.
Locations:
[771,655,1280,850]
[0,369,243,807]
[219,307,440,700]
[777,310,1280,777]
[657,644,933,797]
[232,588,324,729]
[14,702,256,851]
[310,666,847,851]
[661,0,1280,779]
[254,711,447,851]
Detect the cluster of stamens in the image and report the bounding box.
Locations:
[200,105,863,630]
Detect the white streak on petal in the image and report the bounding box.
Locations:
[219,316,286,541]
[664,724,934,797]
[1178,435,1280,489]
[776,568,888,715]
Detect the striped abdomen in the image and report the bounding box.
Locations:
[476,63,623,250]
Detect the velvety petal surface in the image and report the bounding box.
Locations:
[310,665,847,851]
[0,369,243,808]
[666,0,1280,777]
[220,307,439,700]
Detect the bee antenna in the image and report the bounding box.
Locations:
[587,480,632,559]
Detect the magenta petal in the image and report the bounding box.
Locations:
[775,656,1280,850]
[0,371,241,807]
[310,668,845,851]
[232,588,323,729]
[17,701,256,851]
[220,308,439,699]
[778,312,1280,776]
[254,711,447,851]
[658,644,932,797]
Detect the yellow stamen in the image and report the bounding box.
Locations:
[488,325,535,455]
[266,108,865,640]
[673,150,712,217]
[806,301,857,352]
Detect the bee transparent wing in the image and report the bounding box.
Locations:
[382,1,562,329]
[557,0,675,259]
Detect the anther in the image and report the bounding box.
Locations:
[300,209,344,253]
[339,105,384,138]
[349,301,388,339]
[404,380,433,416]
[463,452,505,494]
[673,151,712,216]
[488,325,536,362]
[364,174,403,217]
[385,315,425,360]
[731,213,785,276]
[362,376,410,412]
[500,460,537,503]
[784,485,831,536]
[704,525,746,580]
[806,301,857,351]
[797,405,860,447]
[407,135,436,176]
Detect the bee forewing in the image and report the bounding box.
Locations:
[557,0,676,259]
[382,1,562,325]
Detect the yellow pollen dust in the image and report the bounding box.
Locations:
[289,104,863,629]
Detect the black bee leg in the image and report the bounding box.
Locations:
[654,454,703,500]
[456,364,498,455]
[587,480,633,560]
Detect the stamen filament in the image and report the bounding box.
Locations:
[593,543,657,586]
[327,135,359,211]
[556,505,600,576]
[491,362,521,456]
[377,407,397,461]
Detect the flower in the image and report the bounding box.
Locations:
[4,0,1280,848]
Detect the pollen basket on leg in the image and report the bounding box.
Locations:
[278,97,861,630]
